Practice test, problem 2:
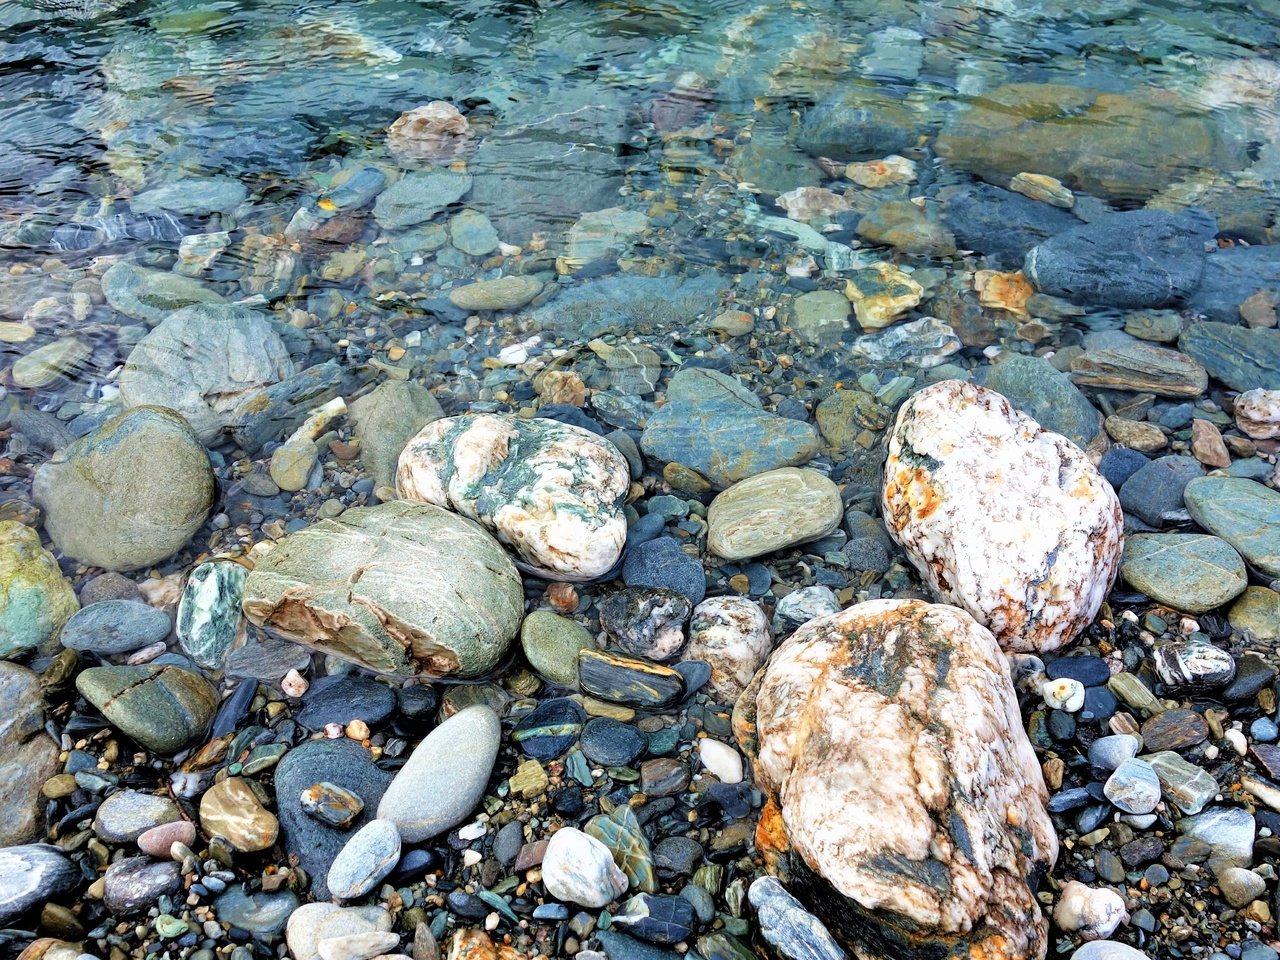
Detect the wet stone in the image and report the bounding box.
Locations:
[581,718,647,768]
[611,893,697,945]
[76,664,218,755]
[213,888,299,939]
[1224,654,1277,703]
[1146,751,1218,815]
[1153,640,1236,690]
[1141,708,1209,753]
[579,650,685,709]
[1103,758,1161,814]
[585,804,655,893]
[1089,735,1140,772]
[1119,534,1247,614]
[59,599,170,655]
[521,611,594,689]
[599,589,692,663]
[0,845,81,926]
[93,790,181,843]
[103,857,182,915]
[176,560,248,670]
[1046,656,1111,688]
[296,674,397,730]
[623,537,706,606]
[300,782,365,830]
[512,698,586,760]
[200,776,279,853]
[327,819,401,901]
[640,758,690,798]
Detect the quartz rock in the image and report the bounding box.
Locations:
[684,597,772,704]
[1235,388,1280,439]
[1052,881,1128,941]
[707,468,843,561]
[1153,639,1235,690]
[882,380,1123,654]
[242,502,524,679]
[736,599,1057,960]
[397,414,629,581]
[541,826,629,908]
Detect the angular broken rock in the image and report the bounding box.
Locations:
[397,414,630,582]
[882,379,1123,653]
[735,599,1058,960]
[1235,388,1280,440]
[241,502,524,679]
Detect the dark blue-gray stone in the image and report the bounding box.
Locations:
[1099,447,1149,491]
[529,272,731,340]
[295,673,397,730]
[273,738,394,900]
[978,354,1102,449]
[512,697,585,760]
[1179,321,1280,392]
[612,893,696,944]
[748,876,845,960]
[1119,455,1204,527]
[581,717,647,767]
[59,599,171,655]
[597,931,681,960]
[641,369,821,489]
[940,182,1080,270]
[623,537,706,605]
[0,845,81,926]
[213,887,298,938]
[1187,245,1280,322]
[1024,208,1217,308]
[1046,655,1110,687]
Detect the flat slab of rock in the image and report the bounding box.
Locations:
[397,414,629,581]
[242,502,524,678]
[1120,533,1247,613]
[708,468,843,560]
[1069,340,1208,397]
[1184,476,1280,578]
[642,368,821,489]
[735,599,1057,960]
[377,704,500,843]
[1179,321,1280,392]
[882,379,1123,653]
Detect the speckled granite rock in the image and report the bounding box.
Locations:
[734,599,1057,960]
[397,414,630,581]
[882,380,1123,654]
[708,468,843,561]
[684,597,772,704]
[242,502,524,678]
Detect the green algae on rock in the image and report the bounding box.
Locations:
[242,501,524,678]
[0,521,78,658]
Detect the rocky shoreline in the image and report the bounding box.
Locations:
[3,5,1280,960]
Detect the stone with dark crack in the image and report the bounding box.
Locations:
[397,413,630,582]
[881,379,1123,654]
[241,501,524,679]
[734,599,1058,960]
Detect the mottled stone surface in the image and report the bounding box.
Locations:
[708,468,843,561]
[735,599,1057,960]
[882,380,1123,653]
[397,414,629,581]
[177,560,248,669]
[541,827,629,908]
[32,406,215,572]
[0,845,80,926]
[242,502,524,679]
[1184,476,1280,578]
[0,663,59,845]
[0,520,77,658]
[684,597,772,704]
[1236,389,1280,439]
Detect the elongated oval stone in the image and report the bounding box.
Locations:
[177,560,249,669]
[578,649,685,708]
[736,599,1057,960]
[882,379,1123,653]
[707,468,843,561]
[397,414,630,581]
[76,664,217,754]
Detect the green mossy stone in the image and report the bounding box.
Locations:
[521,611,593,688]
[0,521,78,658]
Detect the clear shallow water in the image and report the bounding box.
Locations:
[1,0,1278,475]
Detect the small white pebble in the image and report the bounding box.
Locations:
[484,912,500,931]
[281,668,308,698]
[462,849,483,867]
[1121,610,1139,623]
[698,739,744,784]
[324,722,344,739]
[1042,678,1086,712]
[457,820,487,841]
[1225,729,1247,756]
[1204,744,1220,760]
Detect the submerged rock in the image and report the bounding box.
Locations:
[882,380,1123,653]
[0,520,78,658]
[396,414,630,581]
[101,261,225,325]
[33,406,215,572]
[242,502,524,678]
[735,599,1057,960]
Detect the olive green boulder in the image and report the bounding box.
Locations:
[76,664,218,754]
[0,521,78,658]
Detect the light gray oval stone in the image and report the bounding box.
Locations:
[377,704,500,843]
[327,819,402,900]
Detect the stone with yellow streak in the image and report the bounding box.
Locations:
[843,262,922,331]
[974,270,1034,316]
[734,599,1057,960]
[199,777,278,852]
[882,380,1123,653]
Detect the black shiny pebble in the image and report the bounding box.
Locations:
[447,891,489,920]
[551,785,585,817]
[579,649,685,709]
[512,697,585,760]
[581,717,647,767]
[1046,655,1110,688]
[1047,787,1091,813]
[295,673,397,730]
[1223,654,1277,703]
[1047,709,1076,741]
[612,893,697,944]
[397,684,439,720]
[1080,686,1117,723]
[1075,804,1111,834]
[675,661,712,698]
[210,678,258,739]
[706,782,753,820]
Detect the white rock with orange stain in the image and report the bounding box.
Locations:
[1052,881,1128,941]
[685,597,772,704]
[882,379,1123,654]
[736,599,1057,960]
[1235,388,1280,439]
[397,414,630,581]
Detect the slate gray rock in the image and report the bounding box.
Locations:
[327,819,401,900]
[1120,534,1247,613]
[242,502,524,679]
[978,356,1103,451]
[529,272,731,340]
[32,406,215,572]
[274,738,394,901]
[377,704,500,842]
[641,368,821,489]
[1024,209,1216,308]
[0,845,80,925]
[1178,322,1280,392]
[349,381,444,489]
[1118,455,1204,527]
[101,261,225,325]
[60,599,171,655]
[1187,245,1280,322]
[939,182,1080,270]
[797,83,931,161]
[1185,476,1280,577]
[0,663,59,845]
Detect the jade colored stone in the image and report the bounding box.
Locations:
[0,521,78,658]
[1184,476,1280,578]
[1120,533,1247,614]
[521,611,593,688]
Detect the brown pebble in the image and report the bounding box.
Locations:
[1140,707,1209,753]
[547,582,579,613]
[137,820,197,858]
